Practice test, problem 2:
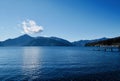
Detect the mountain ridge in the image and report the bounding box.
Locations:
[0,34,73,46]
[72,37,108,46]
[85,36,120,47]
[1,34,118,47]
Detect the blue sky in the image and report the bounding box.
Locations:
[0,0,120,41]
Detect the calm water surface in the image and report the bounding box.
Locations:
[0,47,120,81]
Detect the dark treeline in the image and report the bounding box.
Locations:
[85,36,120,47]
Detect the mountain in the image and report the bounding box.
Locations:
[72,37,108,46]
[26,37,73,46]
[0,42,3,46]
[2,34,34,46]
[0,34,73,46]
[85,36,120,47]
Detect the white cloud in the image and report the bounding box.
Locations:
[21,20,43,34]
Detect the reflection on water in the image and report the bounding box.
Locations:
[22,47,42,79]
[22,47,41,68]
[0,47,120,80]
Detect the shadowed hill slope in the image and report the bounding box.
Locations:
[85,36,120,47]
[0,34,73,46]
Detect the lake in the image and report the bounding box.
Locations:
[0,47,120,81]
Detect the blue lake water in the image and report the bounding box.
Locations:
[0,47,120,81]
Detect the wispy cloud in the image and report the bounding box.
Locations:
[21,20,43,34]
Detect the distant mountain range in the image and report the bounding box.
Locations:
[85,36,120,47]
[0,34,110,46]
[72,37,108,46]
[26,36,73,46]
[0,34,73,46]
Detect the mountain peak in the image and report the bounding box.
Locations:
[21,34,31,37]
[1,34,73,46]
[18,34,33,39]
